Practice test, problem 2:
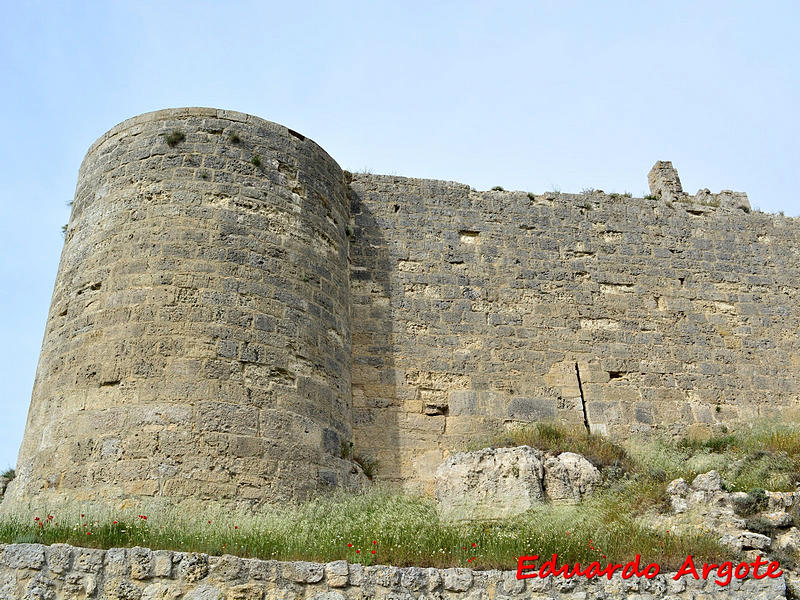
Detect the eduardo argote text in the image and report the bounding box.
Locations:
[517,554,783,587]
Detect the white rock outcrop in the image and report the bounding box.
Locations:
[434,446,600,522]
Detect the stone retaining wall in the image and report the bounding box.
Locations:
[0,543,786,599]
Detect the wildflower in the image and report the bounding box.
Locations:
[371,550,376,554]
[471,543,477,548]
[113,521,118,525]
[208,521,211,524]
[347,543,353,548]
[34,517,40,522]
[234,526,238,530]
[47,515,53,520]
[139,515,147,520]
[86,532,92,536]
[372,540,377,545]
[356,549,360,554]
[81,514,85,518]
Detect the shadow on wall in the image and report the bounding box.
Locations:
[346,182,403,488]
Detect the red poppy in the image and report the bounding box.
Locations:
[34,517,39,521]
[371,550,376,554]
[355,549,360,554]
[347,543,353,548]
[86,532,92,536]
[81,514,85,518]
[372,540,377,545]
[113,521,118,525]
[234,526,238,530]
[471,543,477,548]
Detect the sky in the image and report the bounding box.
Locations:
[0,1,798,470]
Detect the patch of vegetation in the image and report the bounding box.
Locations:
[229,132,241,144]
[0,489,727,570]
[490,186,505,192]
[526,192,536,201]
[479,423,633,473]
[251,154,263,168]
[731,488,768,517]
[744,516,775,537]
[1,468,15,480]
[164,130,185,147]
[199,171,210,180]
[353,455,378,480]
[644,194,658,201]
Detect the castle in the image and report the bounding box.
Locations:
[3,108,798,510]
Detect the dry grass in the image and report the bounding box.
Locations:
[0,488,727,571]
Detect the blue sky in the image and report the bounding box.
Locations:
[0,1,798,470]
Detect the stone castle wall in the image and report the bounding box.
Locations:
[348,175,800,493]
[4,107,800,508]
[0,543,787,600]
[6,109,362,510]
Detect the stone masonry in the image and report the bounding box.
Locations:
[0,543,788,600]
[4,107,799,508]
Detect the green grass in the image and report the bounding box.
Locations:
[164,130,185,147]
[2,423,795,570]
[2,468,15,480]
[0,489,727,570]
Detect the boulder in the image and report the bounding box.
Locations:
[542,452,601,504]
[434,446,544,522]
[434,446,601,521]
[692,470,722,492]
[666,478,690,497]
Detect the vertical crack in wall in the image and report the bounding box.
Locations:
[575,363,590,435]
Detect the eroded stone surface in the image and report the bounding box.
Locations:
[435,446,600,520]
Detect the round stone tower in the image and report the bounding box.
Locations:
[5,108,360,509]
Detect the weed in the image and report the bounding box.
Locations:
[1,468,14,480]
[480,423,632,472]
[491,186,505,192]
[526,192,536,201]
[60,224,68,236]
[164,130,185,147]
[251,154,263,168]
[345,225,354,238]
[732,489,768,517]
[580,188,595,195]
[229,132,241,144]
[353,455,378,479]
[340,440,353,460]
[644,194,658,201]
[199,171,209,180]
